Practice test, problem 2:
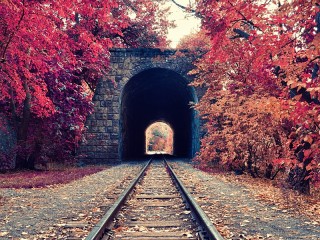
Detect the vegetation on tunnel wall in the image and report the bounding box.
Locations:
[179,0,320,194]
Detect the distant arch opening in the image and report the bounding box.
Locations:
[119,67,199,160]
[145,121,173,155]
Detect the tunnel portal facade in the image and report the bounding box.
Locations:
[79,48,201,163]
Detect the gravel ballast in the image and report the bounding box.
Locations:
[1,160,319,240]
[0,162,145,239]
[171,160,320,240]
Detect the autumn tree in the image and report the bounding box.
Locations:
[176,29,211,52]
[272,2,320,194]
[194,91,291,179]
[0,0,172,169]
[190,0,319,193]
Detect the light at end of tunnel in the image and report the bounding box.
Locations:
[145,121,174,155]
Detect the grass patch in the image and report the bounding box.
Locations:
[0,166,107,189]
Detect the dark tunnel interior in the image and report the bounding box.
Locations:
[120,68,199,160]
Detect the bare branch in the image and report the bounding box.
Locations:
[230,28,250,39]
[227,0,262,32]
[170,0,202,18]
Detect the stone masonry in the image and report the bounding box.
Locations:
[78,48,198,164]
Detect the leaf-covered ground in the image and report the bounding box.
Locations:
[0,166,107,189]
[215,169,320,223]
[0,160,319,239]
[171,160,320,240]
[0,162,145,239]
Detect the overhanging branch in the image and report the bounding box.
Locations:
[170,0,202,18]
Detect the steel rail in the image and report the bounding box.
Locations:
[85,159,152,240]
[164,159,224,240]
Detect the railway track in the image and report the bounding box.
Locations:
[85,156,223,240]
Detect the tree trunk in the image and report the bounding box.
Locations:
[247,144,257,178]
[265,163,273,179]
[287,156,312,195]
[15,80,34,169]
[287,167,310,194]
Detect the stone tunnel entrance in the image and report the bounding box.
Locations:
[78,48,201,164]
[120,68,199,160]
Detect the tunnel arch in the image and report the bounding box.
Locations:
[119,67,199,160]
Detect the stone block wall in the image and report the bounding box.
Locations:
[78,48,199,164]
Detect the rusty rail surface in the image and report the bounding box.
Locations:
[164,159,224,240]
[85,159,152,240]
[85,156,224,240]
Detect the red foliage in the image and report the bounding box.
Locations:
[194,91,290,179]
[0,0,171,169]
[176,29,211,52]
[192,0,320,193]
[0,166,106,188]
